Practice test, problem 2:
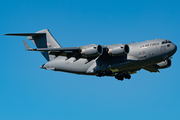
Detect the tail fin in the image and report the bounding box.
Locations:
[5,29,61,61]
[27,29,61,61]
[28,29,61,49]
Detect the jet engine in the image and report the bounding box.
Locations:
[107,44,129,56]
[81,45,103,57]
[156,59,171,69]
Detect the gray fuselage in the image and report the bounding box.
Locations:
[42,39,177,75]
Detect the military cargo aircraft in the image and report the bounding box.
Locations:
[5,29,177,80]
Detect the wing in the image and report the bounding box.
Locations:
[24,41,84,59]
[23,40,102,59]
[143,66,160,73]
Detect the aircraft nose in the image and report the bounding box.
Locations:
[171,43,177,55]
[173,44,177,53]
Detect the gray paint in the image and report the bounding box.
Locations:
[5,29,177,80]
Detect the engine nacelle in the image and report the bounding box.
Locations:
[156,59,171,69]
[81,44,103,57]
[107,44,129,56]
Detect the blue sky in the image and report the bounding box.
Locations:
[1,0,180,119]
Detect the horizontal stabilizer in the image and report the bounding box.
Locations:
[4,29,63,61]
[4,33,45,36]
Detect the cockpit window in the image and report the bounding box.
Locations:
[167,41,172,43]
[162,40,172,44]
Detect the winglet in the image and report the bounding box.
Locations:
[23,40,31,50]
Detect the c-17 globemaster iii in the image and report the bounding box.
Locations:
[5,29,177,80]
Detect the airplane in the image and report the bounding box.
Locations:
[5,29,177,80]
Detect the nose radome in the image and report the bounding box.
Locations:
[173,44,177,53]
[171,43,177,55]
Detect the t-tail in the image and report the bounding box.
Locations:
[5,29,61,61]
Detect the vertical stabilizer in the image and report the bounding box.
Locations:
[27,29,61,61]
